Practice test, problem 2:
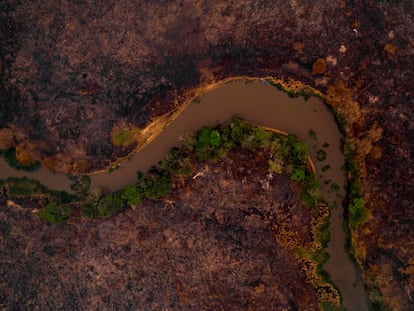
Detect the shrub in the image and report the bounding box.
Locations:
[81,202,98,218]
[252,127,273,148]
[0,148,41,172]
[121,184,142,206]
[287,135,309,165]
[268,157,284,173]
[3,177,76,204]
[291,168,306,182]
[300,173,321,206]
[5,177,46,197]
[81,192,126,218]
[159,147,181,174]
[317,149,327,161]
[192,127,229,161]
[240,127,272,151]
[15,140,38,167]
[95,192,126,217]
[159,147,193,176]
[198,128,221,147]
[37,202,71,224]
[142,175,172,200]
[348,197,368,229]
[308,129,317,140]
[70,175,91,197]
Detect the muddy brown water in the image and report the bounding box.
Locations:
[0,80,369,310]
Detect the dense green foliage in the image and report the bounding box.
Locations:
[139,168,172,200]
[37,202,71,224]
[81,192,126,218]
[184,118,318,207]
[0,148,41,172]
[343,142,369,230]
[348,197,368,229]
[121,184,142,206]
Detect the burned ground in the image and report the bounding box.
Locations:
[0,0,413,309]
[1,149,320,310]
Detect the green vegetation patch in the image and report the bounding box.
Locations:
[269,81,324,101]
[348,197,369,229]
[68,175,91,198]
[343,142,370,231]
[16,118,320,230]
[111,125,141,147]
[0,177,75,224]
[121,184,142,206]
[81,192,126,218]
[139,168,172,200]
[2,177,74,204]
[37,202,71,224]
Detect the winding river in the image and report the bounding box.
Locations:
[0,80,369,310]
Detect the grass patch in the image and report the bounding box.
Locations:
[110,124,141,147]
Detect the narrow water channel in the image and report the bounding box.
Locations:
[0,80,369,310]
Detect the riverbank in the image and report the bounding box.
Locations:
[0,80,371,309]
[1,119,339,309]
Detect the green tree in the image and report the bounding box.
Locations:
[142,175,172,200]
[198,128,221,147]
[291,168,306,182]
[95,192,126,217]
[37,202,71,224]
[121,184,142,205]
[349,197,368,229]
